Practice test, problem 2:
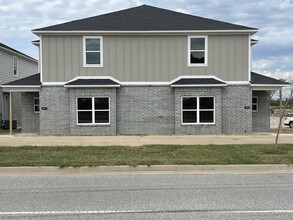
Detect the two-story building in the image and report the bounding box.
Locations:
[0,43,38,129]
[2,5,286,135]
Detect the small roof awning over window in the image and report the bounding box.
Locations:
[170,76,227,87]
[1,73,41,92]
[64,77,120,88]
[250,72,288,90]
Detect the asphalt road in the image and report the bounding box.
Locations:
[0,174,293,219]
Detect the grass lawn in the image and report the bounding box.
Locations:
[0,144,293,167]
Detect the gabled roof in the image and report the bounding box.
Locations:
[2,73,40,86]
[0,43,38,62]
[170,76,227,87]
[65,78,120,88]
[33,5,257,33]
[250,72,288,85]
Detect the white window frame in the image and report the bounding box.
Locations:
[181,96,215,125]
[34,97,40,113]
[83,36,103,67]
[13,56,18,76]
[188,36,208,67]
[76,97,110,125]
[252,96,258,112]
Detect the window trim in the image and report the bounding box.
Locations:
[34,97,40,113]
[13,56,18,76]
[83,36,103,67]
[76,96,110,125]
[188,36,208,67]
[252,96,258,112]
[181,96,215,125]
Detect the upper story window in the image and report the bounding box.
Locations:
[188,36,207,67]
[181,96,215,124]
[13,56,18,76]
[83,36,103,67]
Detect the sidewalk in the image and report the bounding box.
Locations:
[0,133,292,147]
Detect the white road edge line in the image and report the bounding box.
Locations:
[1,210,293,215]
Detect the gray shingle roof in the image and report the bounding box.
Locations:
[171,78,226,86]
[0,43,38,62]
[2,73,40,86]
[33,5,257,32]
[250,72,288,85]
[65,78,120,87]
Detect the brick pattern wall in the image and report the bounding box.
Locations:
[222,85,252,134]
[117,86,175,134]
[39,86,70,135]
[21,92,39,133]
[69,88,117,135]
[252,91,270,132]
[174,87,222,135]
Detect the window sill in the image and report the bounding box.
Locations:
[181,123,215,126]
[76,123,110,127]
[188,64,208,67]
[83,64,103,68]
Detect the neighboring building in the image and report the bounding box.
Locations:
[0,43,38,128]
[2,5,286,134]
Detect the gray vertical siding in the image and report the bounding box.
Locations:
[42,34,249,82]
[0,48,38,84]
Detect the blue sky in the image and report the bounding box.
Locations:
[1,0,293,80]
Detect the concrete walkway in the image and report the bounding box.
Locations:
[0,133,292,147]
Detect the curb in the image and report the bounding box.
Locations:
[0,165,293,176]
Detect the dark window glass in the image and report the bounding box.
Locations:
[86,52,100,64]
[34,98,39,105]
[200,97,214,109]
[252,105,257,111]
[95,111,109,123]
[95,98,109,110]
[252,97,257,104]
[183,97,197,109]
[86,39,100,51]
[34,106,40,112]
[190,52,205,64]
[199,111,214,123]
[77,98,92,110]
[78,111,92,123]
[190,38,205,50]
[183,111,197,123]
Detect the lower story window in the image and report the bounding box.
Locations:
[182,96,215,124]
[252,96,258,112]
[34,97,40,113]
[77,97,110,125]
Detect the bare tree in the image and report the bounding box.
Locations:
[275,77,293,148]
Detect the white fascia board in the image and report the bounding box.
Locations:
[250,84,286,87]
[2,87,40,92]
[251,86,283,91]
[120,82,170,86]
[226,81,250,85]
[171,84,227,87]
[1,85,40,88]
[64,85,120,88]
[32,30,258,35]
[169,75,226,85]
[42,82,65,86]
